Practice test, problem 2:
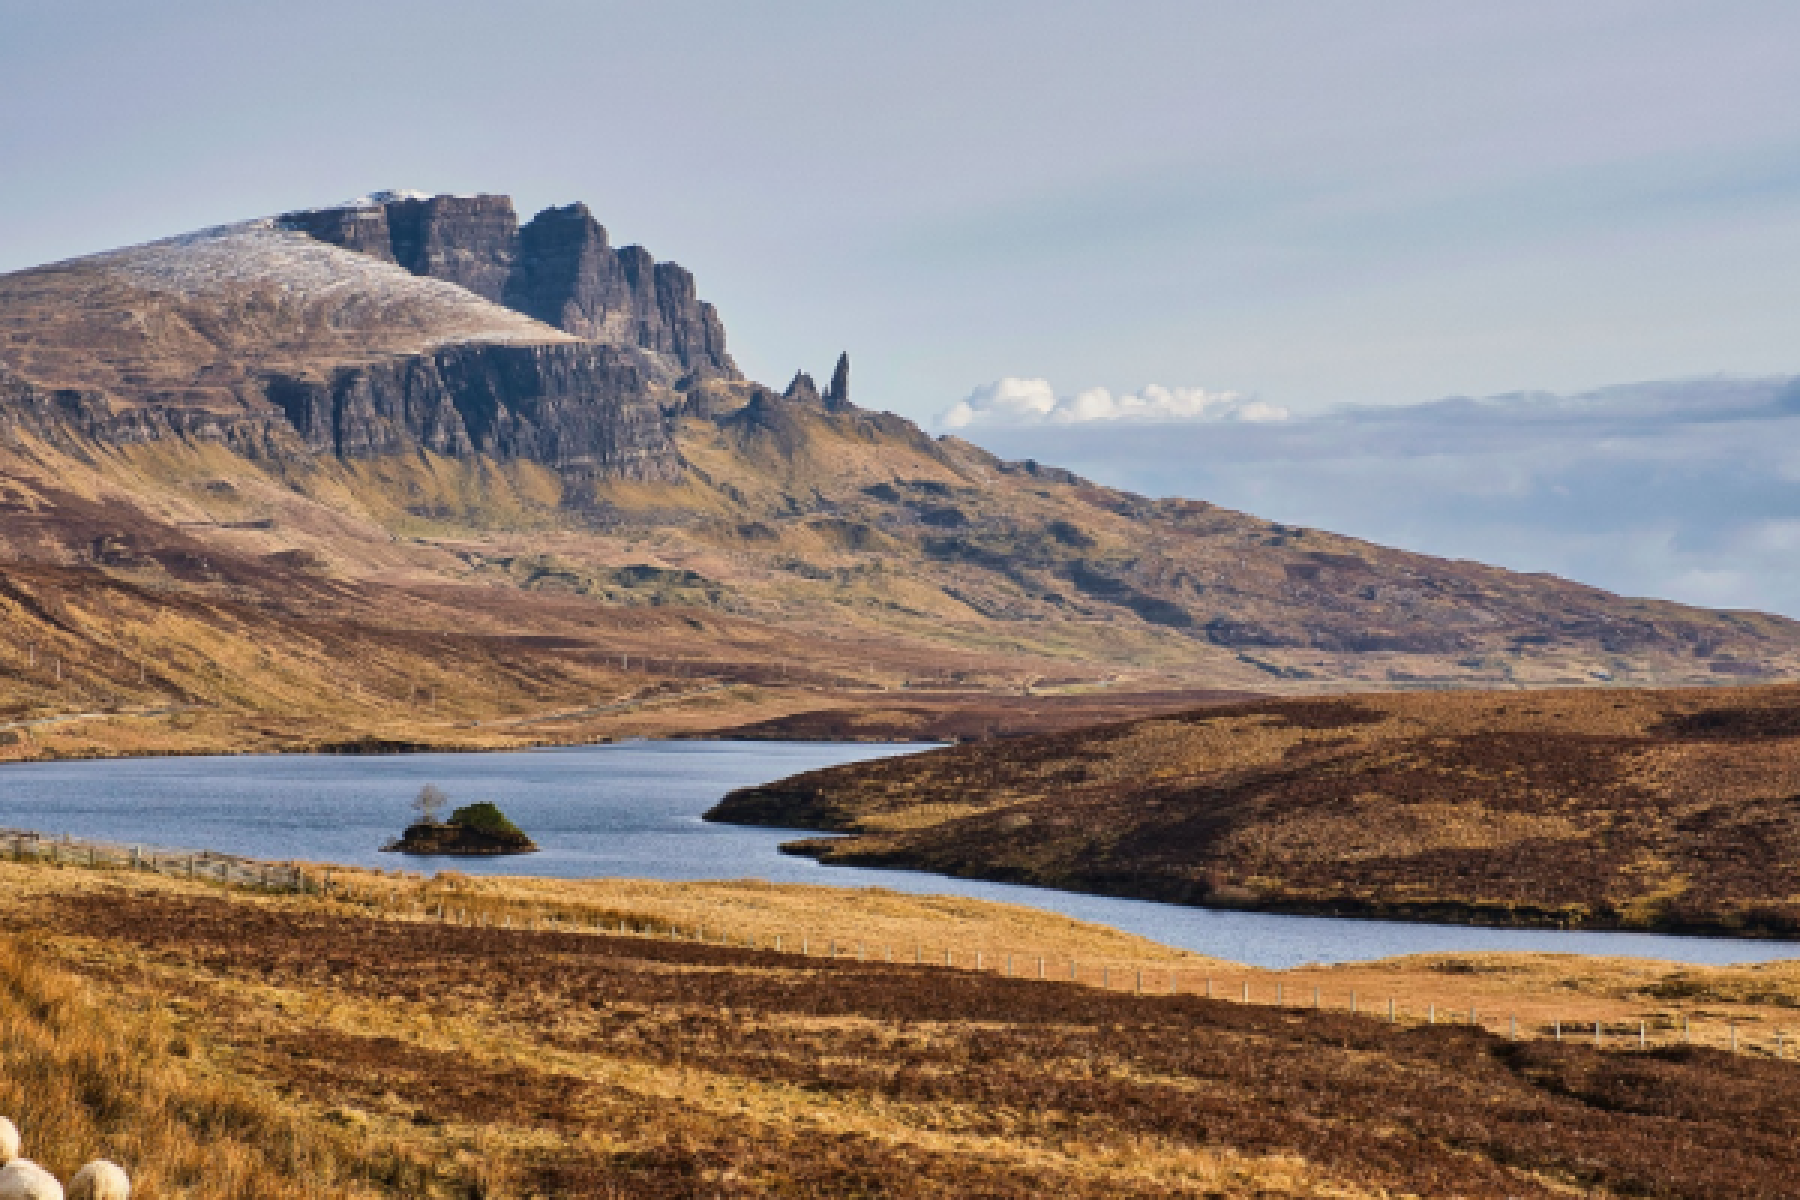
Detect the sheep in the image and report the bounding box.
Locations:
[0,1118,16,1164]
[66,1162,128,1200]
[0,1158,64,1200]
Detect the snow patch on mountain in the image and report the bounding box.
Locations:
[94,219,571,349]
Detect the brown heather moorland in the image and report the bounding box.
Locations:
[9,859,1800,1197]
[713,681,1800,937]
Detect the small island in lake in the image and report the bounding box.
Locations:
[383,787,538,855]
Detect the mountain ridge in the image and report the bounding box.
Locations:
[0,189,1794,750]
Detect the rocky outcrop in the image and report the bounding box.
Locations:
[783,371,820,404]
[382,820,538,855]
[508,204,736,380]
[281,194,519,300]
[263,342,681,480]
[283,195,738,380]
[279,203,398,263]
[385,194,520,303]
[824,352,851,410]
[0,362,288,458]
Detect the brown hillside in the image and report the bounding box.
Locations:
[0,190,1797,755]
[710,682,1800,936]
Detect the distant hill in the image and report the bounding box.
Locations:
[710,682,1800,935]
[0,190,1796,751]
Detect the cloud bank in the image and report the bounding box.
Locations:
[962,375,1800,618]
[939,378,1287,429]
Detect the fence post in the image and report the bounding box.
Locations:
[1350,990,1356,1015]
[1510,1014,1517,1040]
[1389,998,1396,1023]
[1594,1021,1601,1048]
[1732,1023,1738,1054]
[1554,1020,1561,1041]
[1037,956,1044,980]
[1241,980,1248,1003]
[1640,1021,1646,1051]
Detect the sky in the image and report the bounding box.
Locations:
[7,2,1800,611]
[969,378,1800,617]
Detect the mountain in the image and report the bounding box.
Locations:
[0,190,1797,755]
[709,681,1800,935]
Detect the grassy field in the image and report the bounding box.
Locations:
[712,682,1800,936]
[7,858,1800,1196]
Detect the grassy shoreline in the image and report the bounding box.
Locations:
[766,831,1800,940]
[714,683,1800,943]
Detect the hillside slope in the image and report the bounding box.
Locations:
[710,683,1800,935]
[0,190,1795,752]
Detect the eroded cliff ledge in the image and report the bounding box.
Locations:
[281,193,738,381]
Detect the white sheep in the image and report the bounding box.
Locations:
[0,1158,64,1200]
[66,1162,128,1200]
[0,1118,16,1164]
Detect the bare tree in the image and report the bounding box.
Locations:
[413,784,449,825]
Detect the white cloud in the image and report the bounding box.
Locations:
[939,377,1286,429]
[957,374,1800,618]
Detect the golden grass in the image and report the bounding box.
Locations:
[407,874,1236,972]
[0,933,457,1198]
[11,857,1800,1195]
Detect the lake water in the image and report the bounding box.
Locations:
[2,740,1796,969]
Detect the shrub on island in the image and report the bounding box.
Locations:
[382,790,537,856]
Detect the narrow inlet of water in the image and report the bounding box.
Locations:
[1,740,1794,969]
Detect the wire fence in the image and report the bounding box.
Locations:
[4,827,1791,1059]
[2,828,307,890]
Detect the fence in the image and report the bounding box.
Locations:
[2,828,307,890]
[3,829,1791,1058]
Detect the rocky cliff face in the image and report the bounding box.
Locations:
[507,204,735,381]
[387,194,521,303]
[279,191,520,302]
[263,342,680,480]
[0,209,689,485]
[0,361,287,459]
[281,195,738,380]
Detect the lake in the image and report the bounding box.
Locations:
[2,739,1796,969]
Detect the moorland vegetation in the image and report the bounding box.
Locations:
[714,681,1800,936]
[8,857,1800,1196]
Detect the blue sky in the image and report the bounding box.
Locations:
[8,2,1800,610]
